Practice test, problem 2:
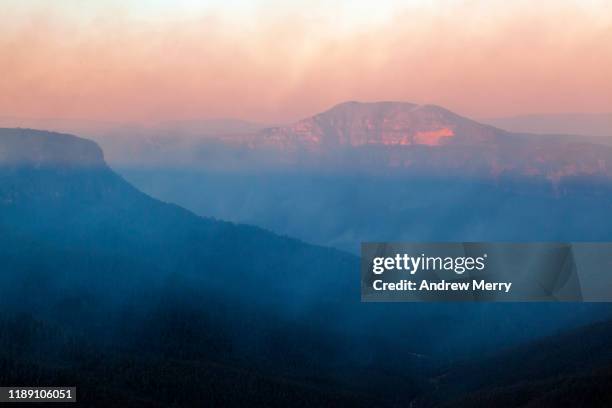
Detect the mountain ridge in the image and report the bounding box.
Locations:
[4,102,612,184]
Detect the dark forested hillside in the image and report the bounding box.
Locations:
[429,320,612,407]
[0,128,373,406]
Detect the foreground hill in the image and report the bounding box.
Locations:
[0,127,355,305]
[0,127,376,406]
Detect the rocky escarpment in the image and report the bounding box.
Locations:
[0,128,106,168]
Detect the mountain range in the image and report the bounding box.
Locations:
[4,104,611,183]
[81,101,612,185]
[106,102,612,253]
[1,126,612,406]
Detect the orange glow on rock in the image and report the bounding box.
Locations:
[413,128,455,146]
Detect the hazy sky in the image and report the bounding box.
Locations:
[1,0,611,124]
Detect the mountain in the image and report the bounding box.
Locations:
[256,101,501,149]
[484,113,612,138]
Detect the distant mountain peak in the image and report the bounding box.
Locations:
[257,101,501,150]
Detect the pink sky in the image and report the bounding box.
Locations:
[1,0,611,124]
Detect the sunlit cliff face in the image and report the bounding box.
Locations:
[413,128,454,146]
